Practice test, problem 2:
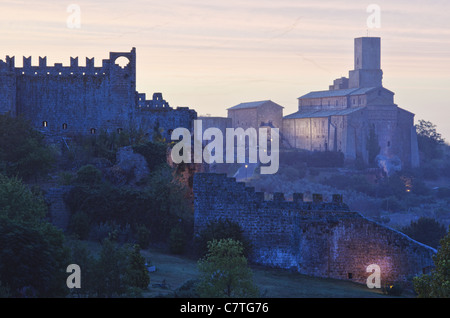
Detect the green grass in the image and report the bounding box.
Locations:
[76,240,411,298]
[139,247,402,298]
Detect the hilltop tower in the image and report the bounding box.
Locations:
[349,37,383,88]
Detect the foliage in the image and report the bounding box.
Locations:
[367,125,381,166]
[75,164,103,186]
[0,114,55,180]
[413,226,450,297]
[65,165,192,246]
[68,128,147,165]
[0,174,47,223]
[401,217,447,249]
[124,245,150,289]
[0,174,70,297]
[174,279,199,298]
[68,211,91,240]
[196,239,259,298]
[169,224,187,254]
[380,196,405,213]
[132,140,168,171]
[135,224,151,249]
[92,238,130,297]
[415,119,445,160]
[68,240,150,297]
[196,219,252,258]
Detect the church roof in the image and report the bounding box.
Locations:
[228,100,283,110]
[284,107,366,119]
[298,87,384,99]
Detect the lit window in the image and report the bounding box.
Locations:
[62,123,68,130]
[43,121,48,127]
[90,128,96,134]
[117,128,123,134]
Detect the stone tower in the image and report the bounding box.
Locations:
[349,37,383,88]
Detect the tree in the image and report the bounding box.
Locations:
[0,114,55,180]
[0,174,69,297]
[93,238,129,297]
[367,125,381,166]
[415,119,445,160]
[124,245,150,290]
[196,219,252,258]
[196,239,259,298]
[413,226,450,297]
[401,217,447,249]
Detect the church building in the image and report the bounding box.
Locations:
[229,37,420,168]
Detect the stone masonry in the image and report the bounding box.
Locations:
[0,48,196,139]
[194,173,436,285]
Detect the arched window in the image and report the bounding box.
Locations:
[62,123,68,130]
[43,121,48,127]
[90,128,96,134]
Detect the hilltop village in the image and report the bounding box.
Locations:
[1,37,449,298]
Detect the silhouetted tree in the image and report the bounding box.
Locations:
[196,239,259,298]
[413,226,450,297]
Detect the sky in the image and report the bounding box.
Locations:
[1,0,449,141]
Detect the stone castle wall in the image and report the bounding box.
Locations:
[194,173,436,285]
[0,49,196,137]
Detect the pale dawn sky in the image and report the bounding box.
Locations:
[1,0,449,140]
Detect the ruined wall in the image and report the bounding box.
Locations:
[0,49,196,138]
[11,50,136,135]
[194,173,436,285]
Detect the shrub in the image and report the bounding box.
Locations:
[174,279,199,298]
[380,196,405,212]
[169,225,187,254]
[196,219,252,258]
[68,211,91,240]
[75,164,103,186]
[135,224,151,249]
[132,141,167,171]
[401,217,447,248]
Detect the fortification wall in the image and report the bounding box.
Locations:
[194,173,436,285]
[0,49,196,138]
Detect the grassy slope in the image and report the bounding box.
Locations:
[138,247,400,298]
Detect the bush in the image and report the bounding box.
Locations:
[132,141,167,171]
[401,217,447,248]
[0,114,55,180]
[196,219,252,258]
[68,211,91,240]
[76,164,103,186]
[135,224,151,249]
[380,196,405,212]
[174,279,199,298]
[169,225,187,254]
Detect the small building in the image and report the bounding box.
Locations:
[227,100,284,131]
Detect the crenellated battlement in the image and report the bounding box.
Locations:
[193,172,436,286]
[0,47,196,137]
[194,172,348,211]
[0,48,136,77]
